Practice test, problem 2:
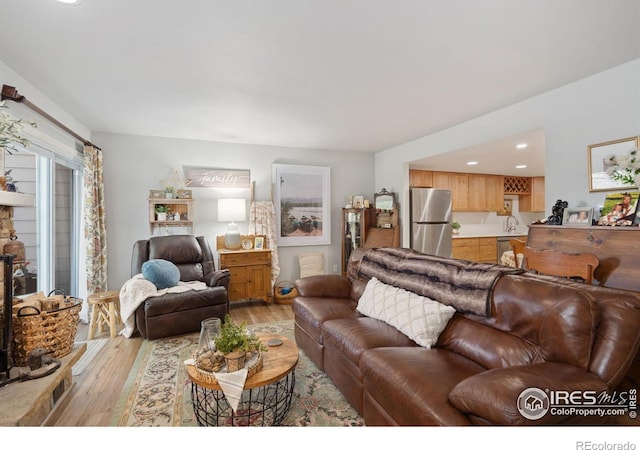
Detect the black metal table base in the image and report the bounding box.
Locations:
[191,372,295,426]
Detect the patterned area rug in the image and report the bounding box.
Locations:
[110,320,364,426]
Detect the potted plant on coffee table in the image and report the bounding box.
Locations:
[214,314,266,372]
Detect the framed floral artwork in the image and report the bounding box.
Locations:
[588,136,640,192]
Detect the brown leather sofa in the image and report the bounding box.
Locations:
[293,248,640,425]
[131,235,230,340]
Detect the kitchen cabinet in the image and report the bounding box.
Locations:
[468,174,503,212]
[217,235,272,304]
[485,175,505,212]
[408,170,539,213]
[478,237,498,263]
[409,169,433,187]
[452,238,478,261]
[432,171,450,189]
[449,173,469,211]
[452,237,497,263]
[520,176,545,212]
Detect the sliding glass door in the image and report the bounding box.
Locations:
[5,149,81,298]
[54,161,78,295]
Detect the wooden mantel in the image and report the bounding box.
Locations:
[526,224,640,292]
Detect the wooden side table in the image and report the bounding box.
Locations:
[217,235,272,304]
[87,290,122,339]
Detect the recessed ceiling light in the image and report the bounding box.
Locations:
[516,143,528,149]
[516,164,527,169]
[56,0,82,4]
[466,161,478,166]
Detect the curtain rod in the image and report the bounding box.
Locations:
[1,84,97,148]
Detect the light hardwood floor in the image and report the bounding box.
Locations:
[45,300,294,426]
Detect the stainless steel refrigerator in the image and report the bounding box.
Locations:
[410,188,452,258]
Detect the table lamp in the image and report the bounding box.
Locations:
[218,198,246,249]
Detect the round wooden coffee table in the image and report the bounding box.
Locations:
[186,333,299,426]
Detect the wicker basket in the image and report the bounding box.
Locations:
[194,350,263,384]
[11,291,82,366]
[274,281,298,305]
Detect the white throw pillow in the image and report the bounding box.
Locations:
[357,277,456,348]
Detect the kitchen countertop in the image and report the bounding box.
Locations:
[452,232,528,239]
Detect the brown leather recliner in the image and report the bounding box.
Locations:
[131,235,230,340]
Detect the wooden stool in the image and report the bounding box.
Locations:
[88,290,122,339]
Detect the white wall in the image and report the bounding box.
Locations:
[375,59,640,246]
[0,60,91,143]
[92,132,375,290]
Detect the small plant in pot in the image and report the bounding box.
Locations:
[155,204,170,221]
[451,221,461,234]
[164,186,175,198]
[214,314,266,372]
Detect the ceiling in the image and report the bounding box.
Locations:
[0,1,639,175]
[410,128,546,177]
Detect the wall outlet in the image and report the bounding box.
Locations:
[332,264,338,273]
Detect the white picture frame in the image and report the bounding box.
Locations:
[254,236,264,250]
[562,207,593,227]
[272,164,331,246]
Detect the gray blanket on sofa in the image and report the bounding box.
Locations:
[357,247,524,317]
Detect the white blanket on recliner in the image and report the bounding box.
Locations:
[119,274,208,338]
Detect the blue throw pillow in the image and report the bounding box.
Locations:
[142,259,180,289]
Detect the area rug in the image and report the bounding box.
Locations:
[110,320,364,426]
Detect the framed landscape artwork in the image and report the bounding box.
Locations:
[272,164,331,246]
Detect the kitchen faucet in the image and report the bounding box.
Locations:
[505,215,519,233]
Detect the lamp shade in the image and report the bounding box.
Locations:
[218,198,246,223]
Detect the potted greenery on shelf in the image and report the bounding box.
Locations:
[451,221,461,234]
[155,204,169,221]
[214,314,266,372]
[164,186,175,199]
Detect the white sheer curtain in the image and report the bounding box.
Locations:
[248,201,280,288]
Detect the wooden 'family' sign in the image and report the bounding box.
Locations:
[183,166,250,189]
